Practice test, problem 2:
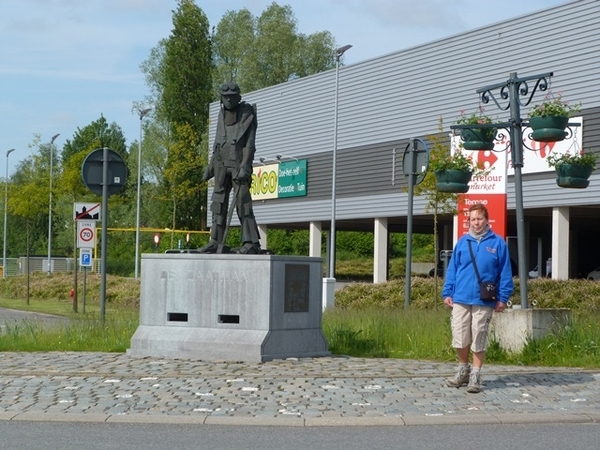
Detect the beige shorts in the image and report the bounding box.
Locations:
[450,303,494,352]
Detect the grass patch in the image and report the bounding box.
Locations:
[0,272,139,352]
[1,271,600,367]
[0,311,138,352]
[324,306,453,360]
[323,305,600,368]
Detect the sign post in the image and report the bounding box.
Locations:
[79,248,93,314]
[402,138,429,308]
[81,147,127,322]
[72,202,101,314]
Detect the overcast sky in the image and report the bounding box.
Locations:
[0,0,567,174]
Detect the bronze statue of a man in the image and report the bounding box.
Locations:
[200,82,261,254]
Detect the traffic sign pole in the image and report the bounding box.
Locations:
[80,147,128,323]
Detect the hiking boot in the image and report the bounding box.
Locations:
[446,365,471,388]
[467,371,481,393]
[198,239,219,254]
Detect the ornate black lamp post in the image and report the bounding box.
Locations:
[451,71,580,309]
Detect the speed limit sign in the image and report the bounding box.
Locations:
[77,221,96,248]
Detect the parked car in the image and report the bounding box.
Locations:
[587,267,600,280]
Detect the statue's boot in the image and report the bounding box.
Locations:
[234,242,261,255]
[198,239,219,253]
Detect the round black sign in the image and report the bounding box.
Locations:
[81,148,128,196]
[402,138,430,186]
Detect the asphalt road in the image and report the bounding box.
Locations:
[0,306,70,333]
[1,422,600,450]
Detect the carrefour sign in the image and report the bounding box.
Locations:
[251,160,307,200]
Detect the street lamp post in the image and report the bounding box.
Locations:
[451,71,565,309]
[135,108,152,279]
[47,133,60,275]
[3,148,15,278]
[329,44,352,279]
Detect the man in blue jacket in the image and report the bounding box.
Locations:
[442,202,514,393]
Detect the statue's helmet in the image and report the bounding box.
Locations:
[220,81,241,96]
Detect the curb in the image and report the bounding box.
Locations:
[2,411,599,427]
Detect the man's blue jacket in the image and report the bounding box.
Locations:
[442,231,514,305]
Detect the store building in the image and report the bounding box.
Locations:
[208,0,600,282]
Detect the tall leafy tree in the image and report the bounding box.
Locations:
[139,1,337,234]
[61,115,128,163]
[52,116,131,261]
[212,2,337,94]
[8,148,51,257]
[140,0,212,231]
[212,8,255,90]
[161,0,213,136]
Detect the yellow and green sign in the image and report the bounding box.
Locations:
[251,160,307,200]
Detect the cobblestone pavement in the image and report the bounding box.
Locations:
[1,352,599,426]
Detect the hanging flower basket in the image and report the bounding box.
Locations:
[529,93,581,143]
[460,128,496,150]
[434,169,473,193]
[555,164,594,189]
[547,151,596,189]
[454,107,497,150]
[529,116,569,142]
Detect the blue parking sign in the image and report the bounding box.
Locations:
[80,249,93,267]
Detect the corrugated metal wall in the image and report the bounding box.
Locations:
[208,0,600,229]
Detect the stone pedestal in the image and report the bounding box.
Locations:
[490,307,572,353]
[127,253,329,362]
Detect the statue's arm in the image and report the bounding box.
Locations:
[236,106,257,183]
[203,147,216,181]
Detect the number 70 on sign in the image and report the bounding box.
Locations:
[77,221,96,248]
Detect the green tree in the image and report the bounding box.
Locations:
[140,0,212,232]
[139,1,337,234]
[212,2,337,93]
[8,150,49,258]
[53,117,132,263]
[61,115,127,163]
[163,123,207,236]
[212,8,255,90]
[161,0,213,136]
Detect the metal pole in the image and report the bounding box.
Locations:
[100,147,109,322]
[507,72,529,309]
[329,44,352,279]
[134,108,151,279]
[3,149,14,278]
[405,139,417,309]
[473,71,553,307]
[47,133,59,275]
[83,266,87,314]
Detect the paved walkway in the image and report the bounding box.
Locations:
[1,352,599,426]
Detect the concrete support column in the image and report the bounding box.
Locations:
[258,224,268,250]
[552,207,569,279]
[443,223,452,253]
[309,221,322,258]
[373,217,388,283]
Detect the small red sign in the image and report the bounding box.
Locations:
[456,194,507,241]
